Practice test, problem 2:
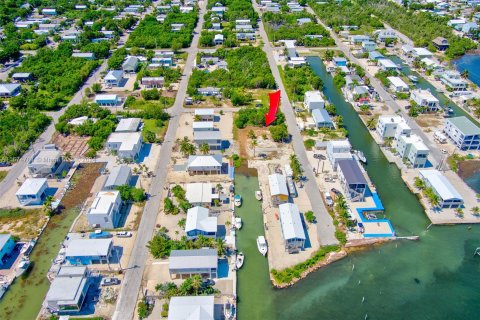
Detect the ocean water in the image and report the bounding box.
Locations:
[453,54,480,87]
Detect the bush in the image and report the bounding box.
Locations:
[269,124,289,142]
[305,211,316,223]
[304,139,315,150]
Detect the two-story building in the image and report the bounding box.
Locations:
[444,116,480,150]
[419,169,464,209]
[87,191,122,229]
[397,134,429,168]
[185,206,217,240]
[411,89,440,112]
[375,115,411,140]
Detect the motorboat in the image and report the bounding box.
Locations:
[0,280,10,300]
[20,239,36,256]
[353,150,367,164]
[236,252,244,269]
[16,258,30,277]
[408,75,418,83]
[234,195,242,207]
[224,300,236,319]
[255,190,263,201]
[235,217,242,230]
[256,236,268,256]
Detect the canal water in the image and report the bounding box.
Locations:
[236,57,480,320]
[453,54,480,88]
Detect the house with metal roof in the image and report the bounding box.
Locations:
[72,52,96,60]
[193,131,222,150]
[87,190,122,229]
[397,134,429,168]
[45,266,90,314]
[168,296,214,320]
[411,89,440,112]
[378,59,399,72]
[16,178,48,205]
[194,109,215,121]
[11,72,32,82]
[304,90,325,111]
[185,206,217,239]
[387,76,409,93]
[103,166,132,190]
[192,121,214,131]
[444,116,480,150]
[187,155,222,174]
[376,115,411,140]
[115,118,141,132]
[141,77,164,88]
[65,238,113,265]
[368,51,385,61]
[95,94,119,106]
[419,170,464,209]
[278,203,306,253]
[0,83,21,97]
[337,159,367,201]
[326,139,353,171]
[441,71,468,92]
[104,70,124,87]
[186,183,216,206]
[122,56,139,73]
[312,108,334,129]
[197,87,222,96]
[432,37,449,51]
[0,234,15,267]
[106,132,143,159]
[268,174,289,207]
[28,148,62,178]
[169,249,218,279]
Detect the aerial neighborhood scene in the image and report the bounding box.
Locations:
[0,0,480,319]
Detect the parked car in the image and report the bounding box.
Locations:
[0,162,11,167]
[101,277,120,286]
[116,231,132,238]
[323,192,334,207]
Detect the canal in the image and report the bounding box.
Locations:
[236,57,480,320]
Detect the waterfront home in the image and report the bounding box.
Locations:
[104,70,124,87]
[304,90,325,111]
[11,72,32,82]
[168,296,214,320]
[193,131,222,150]
[376,115,411,140]
[387,76,409,93]
[411,89,440,112]
[116,118,141,133]
[312,109,334,129]
[326,139,353,171]
[373,29,397,43]
[361,41,377,52]
[397,134,429,168]
[0,234,15,267]
[45,266,90,314]
[333,57,347,67]
[418,170,464,209]
[122,56,139,73]
[432,37,449,51]
[337,159,367,201]
[411,48,433,59]
[401,44,414,55]
[28,147,62,178]
[268,174,289,207]
[65,238,113,265]
[169,249,218,279]
[193,121,214,131]
[444,116,480,150]
[103,166,132,190]
[187,155,222,174]
[106,132,143,160]
[421,58,444,73]
[186,183,216,206]
[72,52,95,60]
[16,178,48,205]
[278,203,306,253]
[288,56,307,68]
[95,94,119,106]
[377,59,399,72]
[345,75,364,90]
[368,51,385,61]
[141,77,164,89]
[87,190,122,229]
[441,71,467,92]
[185,206,217,239]
[0,83,21,97]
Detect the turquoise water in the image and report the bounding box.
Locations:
[453,54,480,87]
[236,57,480,320]
[465,172,480,193]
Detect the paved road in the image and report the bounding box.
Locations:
[111,2,208,319]
[306,5,443,166]
[253,1,338,246]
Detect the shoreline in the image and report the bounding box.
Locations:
[457,160,480,180]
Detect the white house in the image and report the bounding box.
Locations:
[28,148,62,178]
[214,34,224,45]
[378,59,399,72]
[361,41,376,52]
[185,206,217,239]
[87,190,122,229]
[193,131,222,150]
[169,249,218,279]
[376,115,411,140]
[444,116,480,150]
[194,109,215,121]
[411,47,433,59]
[374,29,397,42]
[418,170,464,209]
[187,155,222,174]
[186,183,216,206]
[115,118,141,132]
[326,140,353,171]
[268,174,289,207]
[0,83,21,97]
[106,132,143,159]
[304,91,325,111]
[192,121,214,131]
[441,71,467,92]
[278,203,306,253]
[104,70,124,87]
[103,166,132,190]
[122,56,139,73]
[168,296,214,320]
[387,76,409,92]
[411,89,440,112]
[16,178,48,205]
[397,134,429,168]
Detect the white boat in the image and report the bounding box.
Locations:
[224,301,236,319]
[353,150,367,164]
[20,239,36,256]
[235,217,242,230]
[0,281,10,300]
[256,236,268,256]
[408,75,418,83]
[255,190,262,201]
[16,258,30,277]
[234,195,242,207]
[236,252,244,269]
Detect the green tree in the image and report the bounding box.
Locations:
[199,143,210,155]
[179,137,196,157]
[92,83,102,93]
[305,210,316,223]
[178,218,186,229]
[269,124,288,142]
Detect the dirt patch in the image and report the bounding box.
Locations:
[457,160,480,179]
[237,126,270,158]
[51,133,90,158]
[0,209,47,240]
[415,114,442,128]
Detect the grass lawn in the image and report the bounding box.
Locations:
[0,171,8,182]
[143,119,169,140]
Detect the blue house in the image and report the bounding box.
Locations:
[333,57,347,67]
[185,206,217,240]
[65,239,113,265]
[0,234,15,267]
[312,109,335,129]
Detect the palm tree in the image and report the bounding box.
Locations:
[250,139,258,157]
[191,275,203,295]
[455,207,464,217]
[179,137,196,157]
[63,152,73,162]
[470,206,480,216]
[414,177,425,190]
[429,193,440,209]
[178,218,186,229]
[247,129,256,140]
[366,117,377,130]
[199,143,209,155]
[461,69,469,79]
[215,183,223,196]
[215,238,226,257]
[43,196,54,216]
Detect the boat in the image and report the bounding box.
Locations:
[20,239,36,256]
[15,258,30,277]
[353,150,367,164]
[234,194,242,207]
[236,252,244,269]
[0,280,11,300]
[234,217,242,230]
[256,236,268,256]
[224,300,236,319]
[408,75,418,83]
[255,190,262,201]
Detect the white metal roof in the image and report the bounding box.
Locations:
[88,191,120,216]
[46,272,87,304]
[187,155,222,168]
[185,206,217,233]
[279,203,306,241]
[95,94,118,101]
[0,83,20,95]
[412,89,439,103]
[193,130,221,141]
[192,121,214,130]
[16,178,47,196]
[186,183,213,203]
[168,296,214,320]
[115,118,141,132]
[194,109,215,116]
[419,169,463,201]
[30,149,61,167]
[65,238,112,257]
[104,166,131,189]
[268,174,288,196]
[107,132,142,151]
[378,59,398,69]
[169,249,217,270]
[413,47,433,56]
[305,90,324,103]
[387,76,409,89]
